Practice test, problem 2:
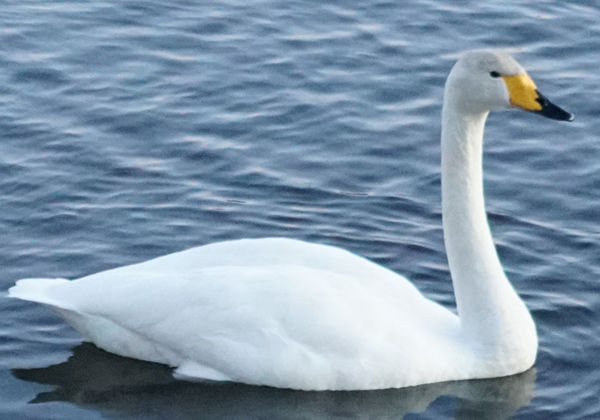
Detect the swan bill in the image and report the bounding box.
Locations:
[532,90,574,121]
[503,74,574,122]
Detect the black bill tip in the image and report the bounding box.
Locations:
[534,90,574,121]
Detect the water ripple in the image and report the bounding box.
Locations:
[0,0,598,419]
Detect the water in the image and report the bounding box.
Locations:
[0,0,597,418]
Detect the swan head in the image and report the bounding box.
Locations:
[445,50,574,121]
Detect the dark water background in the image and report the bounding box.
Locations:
[0,1,598,419]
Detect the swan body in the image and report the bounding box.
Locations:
[9,50,573,390]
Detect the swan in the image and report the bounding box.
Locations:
[8,50,573,391]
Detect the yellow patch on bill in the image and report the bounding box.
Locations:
[502,74,542,111]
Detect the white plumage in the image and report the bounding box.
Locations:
[9,50,573,390]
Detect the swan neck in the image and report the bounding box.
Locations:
[440,103,534,347]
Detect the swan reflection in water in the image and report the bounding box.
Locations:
[13,343,536,420]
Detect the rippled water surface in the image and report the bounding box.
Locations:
[0,1,598,419]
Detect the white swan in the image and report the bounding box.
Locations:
[9,50,573,391]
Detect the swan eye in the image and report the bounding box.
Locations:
[490,71,501,78]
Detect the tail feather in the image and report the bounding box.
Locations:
[8,278,73,309]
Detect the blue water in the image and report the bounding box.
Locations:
[0,0,597,418]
